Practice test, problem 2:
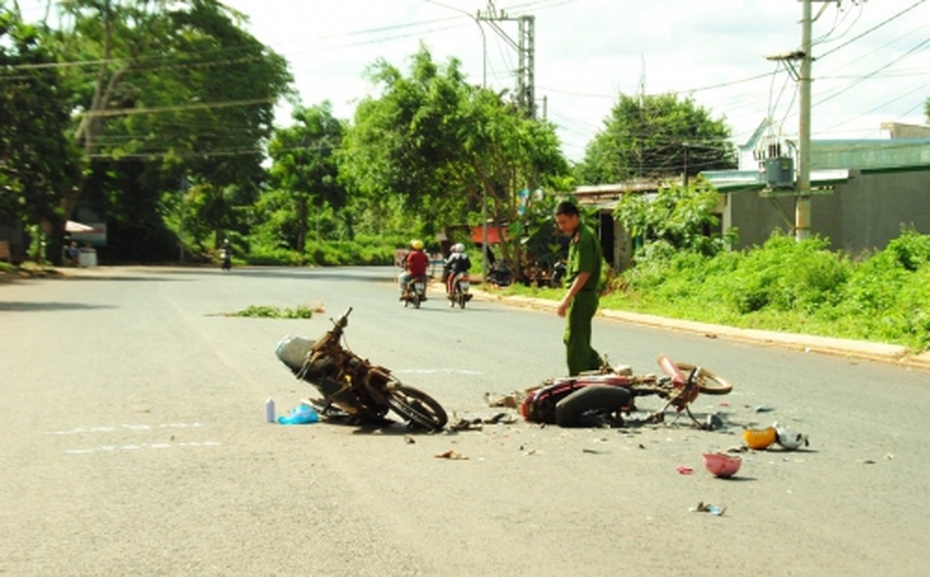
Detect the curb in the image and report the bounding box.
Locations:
[475,290,930,371]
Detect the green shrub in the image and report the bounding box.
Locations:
[231,305,314,319]
[596,228,929,351]
[721,234,849,314]
[886,227,930,271]
[246,247,307,266]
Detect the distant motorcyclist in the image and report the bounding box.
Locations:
[220,239,232,271]
[444,243,471,295]
[399,239,429,300]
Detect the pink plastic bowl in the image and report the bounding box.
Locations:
[702,452,742,478]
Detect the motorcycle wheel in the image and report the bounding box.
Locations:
[554,385,632,427]
[386,384,448,431]
[675,362,733,394]
[458,293,466,309]
[413,293,421,309]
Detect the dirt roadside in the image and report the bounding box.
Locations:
[472,290,930,371]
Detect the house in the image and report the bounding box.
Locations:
[574,179,673,272]
[573,120,930,272]
[702,120,930,255]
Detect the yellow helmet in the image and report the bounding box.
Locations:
[743,427,777,450]
[410,239,424,250]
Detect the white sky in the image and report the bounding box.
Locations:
[19,0,930,162]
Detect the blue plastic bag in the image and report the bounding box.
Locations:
[277,404,320,425]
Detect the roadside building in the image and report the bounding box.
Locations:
[574,121,930,272]
[702,120,930,255]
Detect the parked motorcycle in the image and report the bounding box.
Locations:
[275,307,448,430]
[447,272,472,309]
[486,263,512,287]
[401,275,428,308]
[519,355,733,428]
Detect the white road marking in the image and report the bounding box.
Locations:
[49,422,217,454]
[64,441,221,455]
[48,422,204,435]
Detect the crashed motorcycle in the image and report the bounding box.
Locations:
[400,275,428,308]
[518,355,733,428]
[275,307,448,430]
[447,272,472,309]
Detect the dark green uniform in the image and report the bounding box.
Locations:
[564,222,602,376]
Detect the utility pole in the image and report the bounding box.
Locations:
[472,1,538,282]
[796,0,816,241]
[477,1,536,118]
[769,0,851,241]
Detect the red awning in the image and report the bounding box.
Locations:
[470,226,506,244]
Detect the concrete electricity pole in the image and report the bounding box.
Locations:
[796,0,816,241]
[477,1,536,119]
[771,0,849,241]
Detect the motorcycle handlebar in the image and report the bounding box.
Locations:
[332,306,353,329]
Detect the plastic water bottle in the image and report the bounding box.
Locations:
[265,398,276,423]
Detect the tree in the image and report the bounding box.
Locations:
[613,176,736,261]
[338,45,569,274]
[577,93,736,185]
[259,102,346,253]
[0,3,82,263]
[51,0,292,259]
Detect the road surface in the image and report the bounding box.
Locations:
[2,266,928,575]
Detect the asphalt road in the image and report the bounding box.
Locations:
[2,266,929,576]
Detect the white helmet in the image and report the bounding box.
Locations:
[453,243,465,253]
[775,424,809,450]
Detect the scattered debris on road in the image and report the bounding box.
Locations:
[435,449,469,460]
[690,502,727,516]
[447,412,520,431]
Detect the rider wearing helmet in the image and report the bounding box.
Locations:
[444,242,471,295]
[399,239,430,299]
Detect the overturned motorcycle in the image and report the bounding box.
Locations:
[275,307,448,431]
[513,355,733,429]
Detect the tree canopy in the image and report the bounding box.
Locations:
[338,45,569,269]
[257,102,346,253]
[0,5,82,247]
[53,0,292,259]
[577,93,736,185]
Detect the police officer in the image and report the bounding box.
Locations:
[554,200,603,376]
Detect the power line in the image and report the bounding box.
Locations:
[815,35,930,107]
[818,0,927,60]
[78,98,278,119]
